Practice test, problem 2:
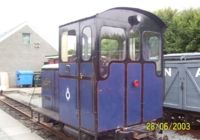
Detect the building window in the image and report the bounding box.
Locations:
[33,42,40,48]
[22,33,31,45]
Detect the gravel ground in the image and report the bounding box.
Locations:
[157,130,200,140]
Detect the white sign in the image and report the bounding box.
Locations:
[65,87,71,101]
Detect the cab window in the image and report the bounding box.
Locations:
[100,26,126,77]
[61,30,77,62]
[129,30,140,61]
[143,32,161,74]
[82,27,92,61]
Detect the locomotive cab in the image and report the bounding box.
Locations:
[57,7,166,139]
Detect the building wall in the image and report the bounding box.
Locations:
[0,25,57,87]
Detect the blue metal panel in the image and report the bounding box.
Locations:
[59,63,77,76]
[59,77,78,128]
[41,70,54,110]
[80,80,94,131]
[98,63,124,132]
[53,71,59,112]
[42,69,60,113]
[143,63,163,121]
[79,62,94,131]
[127,63,141,125]
[80,63,93,77]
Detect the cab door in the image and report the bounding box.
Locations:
[59,24,79,128]
[126,31,163,125]
[127,30,142,125]
[79,24,95,131]
[142,32,163,121]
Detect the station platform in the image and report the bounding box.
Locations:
[3,87,42,108]
[0,108,44,140]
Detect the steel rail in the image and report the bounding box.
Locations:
[0,95,73,140]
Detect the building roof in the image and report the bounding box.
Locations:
[0,22,57,53]
[0,22,32,43]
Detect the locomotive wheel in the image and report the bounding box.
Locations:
[42,116,51,123]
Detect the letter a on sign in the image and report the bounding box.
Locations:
[195,68,200,77]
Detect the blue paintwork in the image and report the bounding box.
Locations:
[59,63,77,77]
[42,62,163,133]
[53,71,59,112]
[59,77,79,127]
[80,63,93,77]
[43,62,163,132]
[80,62,95,131]
[80,80,95,131]
[16,70,33,86]
[143,63,163,121]
[98,63,124,132]
[127,63,141,125]
[41,70,54,110]
[41,69,59,112]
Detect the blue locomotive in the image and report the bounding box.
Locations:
[39,7,166,140]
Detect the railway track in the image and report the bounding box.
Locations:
[163,108,200,129]
[1,93,199,140]
[0,94,156,140]
[0,94,74,140]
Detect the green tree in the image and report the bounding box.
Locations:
[68,49,75,55]
[155,8,200,53]
[101,34,125,59]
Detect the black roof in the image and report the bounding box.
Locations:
[59,7,166,29]
[103,7,166,28]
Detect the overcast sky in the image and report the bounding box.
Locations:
[0,0,199,50]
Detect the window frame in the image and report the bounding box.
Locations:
[142,31,162,74]
[99,26,126,78]
[99,26,126,62]
[129,30,141,61]
[81,26,92,61]
[60,30,77,63]
[22,33,31,45]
